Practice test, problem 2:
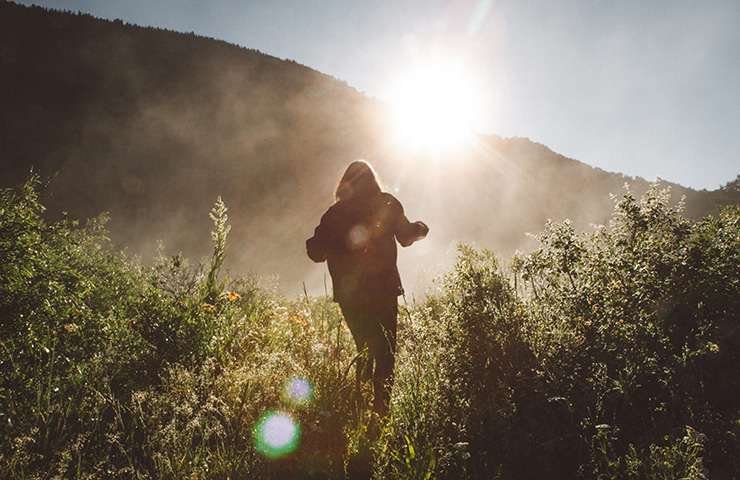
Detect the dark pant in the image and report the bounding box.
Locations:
[340,296,398,415]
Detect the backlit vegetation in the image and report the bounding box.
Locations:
[1,177,737,479]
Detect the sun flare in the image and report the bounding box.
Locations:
[388,61,481,152]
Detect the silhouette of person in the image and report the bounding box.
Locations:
[306,160,428,415]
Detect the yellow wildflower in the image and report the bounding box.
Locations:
[290,314,309,327]
[227,291,241,302]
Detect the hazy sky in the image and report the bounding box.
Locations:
[20,0,739,189]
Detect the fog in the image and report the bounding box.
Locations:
[1,3,736,300]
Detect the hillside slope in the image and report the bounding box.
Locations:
[1,2,737,295]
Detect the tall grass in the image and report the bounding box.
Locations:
[1,177,737,479]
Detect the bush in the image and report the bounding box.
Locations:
[380,186,738,479]
[0,177,362,478]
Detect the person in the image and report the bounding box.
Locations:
[306,160,428,414]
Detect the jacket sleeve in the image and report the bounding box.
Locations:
[393,198,429,247]
[306,210,332,262]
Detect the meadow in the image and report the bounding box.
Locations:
[1,176,737,479]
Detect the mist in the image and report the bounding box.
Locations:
[1,2,737,300]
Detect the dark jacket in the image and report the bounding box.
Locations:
[306,192,427,305]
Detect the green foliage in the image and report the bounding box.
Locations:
[379,186,738,480]
[1,179,737,479]
[0,178,362,478]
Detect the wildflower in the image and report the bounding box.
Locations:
[290,314,308,327]
[63,323,79,333]
[227,291,241,302]
[707,342,720,353]
[131,391,147,403]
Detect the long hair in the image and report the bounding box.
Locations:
[335,160,381,202]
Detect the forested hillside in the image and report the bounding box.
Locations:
[1,1,737,296]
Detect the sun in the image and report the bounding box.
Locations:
[388,61,481,152]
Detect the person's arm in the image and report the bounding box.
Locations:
[306,210,333,262]
[394,200,429,247]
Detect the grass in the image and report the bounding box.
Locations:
[1,176,737,479]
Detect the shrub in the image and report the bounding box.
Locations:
[0,177,362,478]
[379,186,738,479]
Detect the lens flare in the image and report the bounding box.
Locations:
[348,225,369,249]
[253,411,300,459]
[283,377,313,406]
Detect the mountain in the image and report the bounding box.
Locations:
[1,1,737,296]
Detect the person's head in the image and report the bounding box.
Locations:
[335,160,381,202]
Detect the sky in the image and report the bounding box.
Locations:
[19,0,740,189]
